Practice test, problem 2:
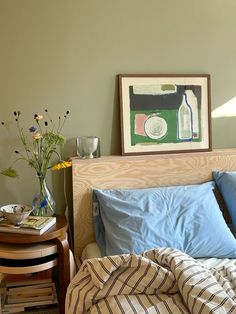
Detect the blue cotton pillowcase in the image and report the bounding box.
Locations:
[213,171,236,231]
[93,181,236,258]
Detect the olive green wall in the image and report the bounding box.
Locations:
[1,0,236,213]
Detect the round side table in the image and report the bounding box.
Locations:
[0,215,70,314]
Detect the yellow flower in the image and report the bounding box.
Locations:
[52,161,72,171]
[32,132,43,140]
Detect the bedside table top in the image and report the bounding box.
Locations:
[0,215,68,244]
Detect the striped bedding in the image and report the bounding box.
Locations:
[66,248,236,313]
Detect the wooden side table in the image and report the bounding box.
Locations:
[0,215,70,314]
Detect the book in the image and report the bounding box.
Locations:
[22,304,59,313]
[2,307,25,313]
[7,279,52,289]
[21,307,59,314]
[7,283,53,294]
[2,297,58,313]
[0,217,56,235]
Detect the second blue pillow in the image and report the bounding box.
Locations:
[213,171,236,230]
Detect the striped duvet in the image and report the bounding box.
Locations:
[66,248,236,313]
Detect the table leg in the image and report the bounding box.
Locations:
[53,233,70,314]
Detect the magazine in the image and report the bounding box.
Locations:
[0,217,56,235]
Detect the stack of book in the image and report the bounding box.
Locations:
[1,279,58,313]
[0,216,56,235]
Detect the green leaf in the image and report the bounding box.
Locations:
[1,167,19,178]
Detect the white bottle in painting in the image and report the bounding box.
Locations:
[185,89,199,139]
[178,93,193,141]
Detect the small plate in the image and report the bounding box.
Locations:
[144,115,168,139]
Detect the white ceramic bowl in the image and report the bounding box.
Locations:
[0,204,32,225]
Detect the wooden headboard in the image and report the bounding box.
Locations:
[72,148,236,264]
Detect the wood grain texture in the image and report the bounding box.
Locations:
[0,243,57,259]
[72,149,236,263]
[0,259,57,274]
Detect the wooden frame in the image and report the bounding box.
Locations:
[72,149,236,264]
[118,74,212,155]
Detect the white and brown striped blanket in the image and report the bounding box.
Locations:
[66,248,236,313]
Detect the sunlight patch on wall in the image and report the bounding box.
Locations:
[212,97,236,118]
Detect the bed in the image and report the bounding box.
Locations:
[66,149,236,313]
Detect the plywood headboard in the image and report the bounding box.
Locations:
[72,148,236,264]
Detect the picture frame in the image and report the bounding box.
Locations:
[118,74,212,155]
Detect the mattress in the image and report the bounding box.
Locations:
[81,242,236,269]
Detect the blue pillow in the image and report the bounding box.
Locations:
[213,171,236,230]
[93,181,236,258]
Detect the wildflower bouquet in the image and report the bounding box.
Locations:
[1,109,71,216]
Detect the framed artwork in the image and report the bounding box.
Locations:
[118,74,211,155]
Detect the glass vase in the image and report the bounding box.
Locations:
[32,176,56,217]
